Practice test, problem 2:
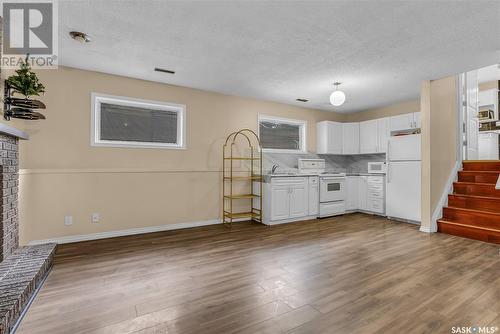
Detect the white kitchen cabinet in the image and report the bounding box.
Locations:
[289,183,308,218]
[346,176,359,211]
[366,176,385,214]
[389,113,413,132]
[270,185,290,221]
[377,117,390,153]
[360,119,378,154]
[413,112,421,129]
[389,112,420,132]
[268,177,312,223]
[308,177,319,216]
[358,176,368,211]
[317,121,343,154]
[342,122,360,154]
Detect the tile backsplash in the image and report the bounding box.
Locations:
[264,152,386,174]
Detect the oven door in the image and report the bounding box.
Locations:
[320,177,346,202]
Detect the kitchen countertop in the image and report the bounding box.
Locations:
[263,172,385,182]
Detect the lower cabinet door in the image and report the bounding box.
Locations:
[289,185,308,218]
[358,176,368,211]
[346,176,359,211]
[271,186,290,221]
[308,179,319,216]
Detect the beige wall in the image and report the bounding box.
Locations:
[479,80,498,91]
[342,99,420,122]
[7,66,346,244]
[420,75,458,232]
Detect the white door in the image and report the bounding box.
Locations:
[271,185,290,221]
[390,113,413,132]
[386,161,421,222]
[346,176,358,211]
[342,122,360,154]
[290,184,308,218]
[377,117,389,153]
[360,120,378,153]
[465,70,479,160]
[358,176,367,211]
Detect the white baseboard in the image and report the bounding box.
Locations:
[27,218,246,245]
[427,161,460,233]
[419,226,433,233]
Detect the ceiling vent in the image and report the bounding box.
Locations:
[154,67,175,74]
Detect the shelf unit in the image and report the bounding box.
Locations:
[223,129,263,225]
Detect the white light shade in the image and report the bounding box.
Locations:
[330,90,346,106]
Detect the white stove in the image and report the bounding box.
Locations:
[298,159,346,218]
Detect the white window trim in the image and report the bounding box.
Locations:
[258,115,307,154]
[91,93,186,149]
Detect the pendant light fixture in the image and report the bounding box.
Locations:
[330,82,346,106]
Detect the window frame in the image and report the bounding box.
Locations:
[91,93,186,149]
[258,115,307,154]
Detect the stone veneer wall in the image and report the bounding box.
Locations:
[0,135,19,263]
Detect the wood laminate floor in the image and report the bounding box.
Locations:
[17,213,500,334]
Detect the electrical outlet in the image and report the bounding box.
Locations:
[64,215,73,226]
[91,213,100,223]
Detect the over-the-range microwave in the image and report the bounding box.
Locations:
[368,162,386,174]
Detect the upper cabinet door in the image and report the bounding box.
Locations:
[316,121,342,154]
[389,113,414,132]
[342,122,360,154]
[377,117,389,153]
[329,122,343,154]
[413,112,421,129]
[360,119,378,154]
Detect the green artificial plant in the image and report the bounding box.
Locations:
[6,55,45,99]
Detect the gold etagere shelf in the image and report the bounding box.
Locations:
[223,129,263,225]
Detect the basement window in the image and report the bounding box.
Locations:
[258,115,307,153]
[91,93,186,149]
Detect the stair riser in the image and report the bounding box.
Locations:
[458,173,500,184]
[463,161,500,171]
[442,207,500,229]
[453,184,500,198]
[438,221,500,244]
[448,195,500,214]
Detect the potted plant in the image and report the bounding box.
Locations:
[6,55,45,99]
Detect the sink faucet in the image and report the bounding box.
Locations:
[271,164,279,174]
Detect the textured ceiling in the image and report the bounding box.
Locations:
[58,1,500,113]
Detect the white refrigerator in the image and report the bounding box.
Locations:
[386,134,421,222]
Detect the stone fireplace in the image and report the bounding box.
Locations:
[0,133,20,263]
[0,124,56,334]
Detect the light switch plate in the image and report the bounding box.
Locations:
[64,216,73,226]
[92,213,100,223]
